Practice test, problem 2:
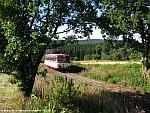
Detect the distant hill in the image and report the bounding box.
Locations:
[78,39,103,44]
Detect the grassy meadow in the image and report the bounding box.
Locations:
[0,62,150,113]
[75,63,150,93]
[0,74,22,110]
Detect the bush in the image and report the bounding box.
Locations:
[91,54,100,60]
[45,76,80,112]
[73,57,79,61]
[79,63,150,92]
[84,54,91,60]
[22,75,80,113]
[12,70,150,113]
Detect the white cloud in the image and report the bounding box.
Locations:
[58,25,103,40]
[90,29,102,39]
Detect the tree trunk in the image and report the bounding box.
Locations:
[21,61,39,97]
[140,20,149,72]
[24,75,36,97]
[23,47,47,97]
[141,38,149,72]
[141,54,149,71]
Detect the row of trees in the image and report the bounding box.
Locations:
[54,40,141,61]
[0,0,149,96]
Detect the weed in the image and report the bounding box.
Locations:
[1,72,150,113]
[21,75,81,113]
[78,63,150,93]
[0,74,22,110]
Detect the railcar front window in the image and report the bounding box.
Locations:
[65,56,70,62]
[57,57,64,62]
[57,56,70,63]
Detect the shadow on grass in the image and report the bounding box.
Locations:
[74,90,150,113]
[67,65,87,73]
[44,64,87,73]
[36,65,150,113]
[32,74,150,113]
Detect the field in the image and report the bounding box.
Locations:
[0,74,21,111]
[73,60,141,65]
[0,62,150,113]
[72,62,150,93]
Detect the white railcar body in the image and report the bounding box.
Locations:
[44,54,71,70]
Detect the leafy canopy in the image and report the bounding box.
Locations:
[0,0,100,96]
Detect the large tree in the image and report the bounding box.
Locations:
[1,0,149,97]
[0,0,97,97]
[96,0,150,71]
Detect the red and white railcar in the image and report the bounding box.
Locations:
[44,54,71,70]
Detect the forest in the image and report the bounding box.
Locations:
[53,40,142,61]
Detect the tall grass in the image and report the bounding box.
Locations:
[1,67,150,113]
[0,74,22,110]
[78,63,150,92]
[19,73,149,113]
[21,74,81,113]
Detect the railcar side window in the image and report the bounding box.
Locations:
[46,57,54,61]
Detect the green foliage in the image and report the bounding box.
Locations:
[55,43,98,60]
[0,0,101,96]
[1,72,150,112]
[107,73,121,84]
[37,68,47,77]
[0,74,21,110]
[100,0,150,70]
[55,40,141,61]
[46,76,80,112]
[73,57,79,61]
[79,63,150,92]
[0,0,149,98]
[15,72,150,113]
[91,54,100,60]
[84,54,91,60]
[22,75,80,113]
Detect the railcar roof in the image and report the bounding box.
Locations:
[45,54,70,57]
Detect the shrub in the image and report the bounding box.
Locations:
[22,75,80,113]
[79,63,150,92]
[73,57,79,61]
[91,54,100,60]
[84,54,91,60]
[8,71,150,113]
